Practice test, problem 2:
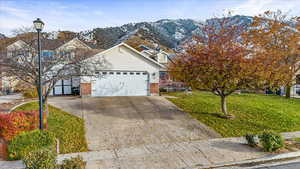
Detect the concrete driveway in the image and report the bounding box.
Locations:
[49,96,220,152]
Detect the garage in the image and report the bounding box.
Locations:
[91,71,149,96]
[52,79,72,95]
[51,77,80,96]
[80,43,164,97]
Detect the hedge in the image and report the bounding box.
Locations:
[15,102,88,154]
[23,148,57,169]
[0,111,37,141]
[7,130,56,160]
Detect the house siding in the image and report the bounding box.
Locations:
[81,43,163,96]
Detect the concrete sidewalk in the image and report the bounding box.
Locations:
[2,132,300,169]
[65,137,266,169]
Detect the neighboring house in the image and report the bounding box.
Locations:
[3,38,92,96]
[0,40,29,94]
[49,38,93,96]
[139,45,186,92]
[140,47,170,66]
[0,73,18,94]
[278,75,300,97]
[80,42,165,96]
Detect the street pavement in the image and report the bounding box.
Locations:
[255,162,300,169]
[219,158,300,169]
[0,93,22,104]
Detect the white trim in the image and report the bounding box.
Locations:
[93,42,165,68]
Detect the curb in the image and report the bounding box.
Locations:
[8,100,37,113]
[184,151,300,169]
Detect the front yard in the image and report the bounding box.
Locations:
[167,92,300,137]
[15,102,88,154]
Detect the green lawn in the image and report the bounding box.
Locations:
[167,91,300,137]
[15,102,88,154]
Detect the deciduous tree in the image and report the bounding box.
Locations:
[244,10,300,98]
[0,28,106,113]
[169,16,260,118]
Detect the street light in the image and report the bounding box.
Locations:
[33,18,44,130]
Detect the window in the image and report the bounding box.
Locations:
[130,72,134,75]
[42,50,54,60]
[143,72,147,75]
[102,72,107,75]
[116,72,121,75]
[136,72,140,75]
[123,72,127,75]
[109,72,114,75]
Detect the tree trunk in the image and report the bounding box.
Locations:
[44,98,49,117]
[42,97,49,129]
[285,86,291,99]
[221,96,228,116]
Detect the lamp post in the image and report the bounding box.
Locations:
[33,18,45,130]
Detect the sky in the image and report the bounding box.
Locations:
[1,0,300,36]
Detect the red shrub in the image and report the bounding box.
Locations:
[0,111,39,141]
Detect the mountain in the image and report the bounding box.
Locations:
[0,33,6,40]
[87,19,203,50]
[7,15,254,52]
[78,15,253,51]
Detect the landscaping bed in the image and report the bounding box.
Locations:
[166,91,300,137]
[0,98,34,113]
[14,102,88,154]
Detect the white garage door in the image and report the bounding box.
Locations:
[91,71,149,96]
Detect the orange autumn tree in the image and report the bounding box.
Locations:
[169,16,260,118]
[245,10,300,98]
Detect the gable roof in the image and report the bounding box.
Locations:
[57,38,92,50]
[7,39,65,51]
[7,40,29,50]
[95,42,165,68]
[6,37,95,51]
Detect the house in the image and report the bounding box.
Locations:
[0,40,30,94]
[80,42,166,96]
[3,38,93,96]
[0,72,18,95]
[278,75,300,97]
[3,38,172,97]
[140,47,170,66]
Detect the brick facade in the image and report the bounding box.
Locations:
[150,83,159,95]
[80,83,91,96]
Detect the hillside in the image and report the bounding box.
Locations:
[83,15,252,51]
[1,15,254,52]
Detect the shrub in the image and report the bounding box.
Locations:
[59,156,86,169]
[159,88,167,93]
[15,102,88,154]
[258,131,284,152]
[0,111,38,141]
[8,130,56,160]
[23,148,57,169]
[245,134,258,147]
[22,88,38,99]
